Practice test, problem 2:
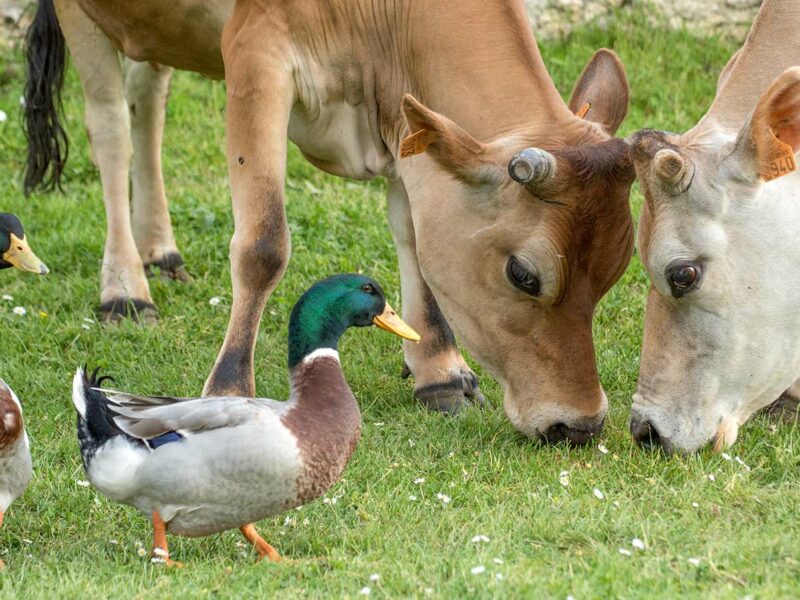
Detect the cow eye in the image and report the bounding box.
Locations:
[666,261,701,297]
[506,256,541,296]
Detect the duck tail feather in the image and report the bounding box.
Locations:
[73,366,143,469]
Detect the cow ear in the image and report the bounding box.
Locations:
[400,94,499,185]
[568,49,629,135]
[744,67,800,182]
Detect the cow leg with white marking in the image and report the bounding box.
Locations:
[54,0,156,322]
[387,179,484,413]
[125,60,190,282]
[203,13,293,398]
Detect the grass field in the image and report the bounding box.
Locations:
[1,12,799,599]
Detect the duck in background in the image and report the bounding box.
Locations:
[0,212,48,568]
[72,274,419,566]
[0,213,49,275]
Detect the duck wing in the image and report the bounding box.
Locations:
[99,390,288,440]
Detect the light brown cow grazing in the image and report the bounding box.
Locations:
[630,0,800,453]
[27,0,635,443]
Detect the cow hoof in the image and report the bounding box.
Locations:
[763,392,800,423]
[144,252,193,283]
[99,298,158,324]
[414,369,485,414]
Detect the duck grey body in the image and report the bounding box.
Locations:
[73,350,359,536]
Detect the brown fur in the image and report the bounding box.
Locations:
[56,0,636,439]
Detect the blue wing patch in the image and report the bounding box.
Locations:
[146,430,184,450]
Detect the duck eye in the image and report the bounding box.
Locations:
[666,261,701,297]
[361,284,375,294]
[506,256,540,296]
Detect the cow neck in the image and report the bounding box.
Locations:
[402,0,578,142]
[693,0,800,136]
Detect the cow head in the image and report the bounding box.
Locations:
[630,67,800,453]
[398,50,636,443]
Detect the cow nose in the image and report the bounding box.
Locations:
[630,411,673,452]
[541,418,605,446]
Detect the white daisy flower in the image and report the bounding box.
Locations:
[358,587,371,595]
[593,488,605,500]
[408,495,417,501]
[12,306,26,316]
[598,444,609,454]
[76,480,91,487]
[688,557,701,566]
[708,474,716,482]
[436,493,451,504]
[369,573,380,582]
[413,477,425,484]
[137,547,147,557]
[631,538,645,550]
[470,535,490,543]
[470,565,486,575]
[209,296,222,306]
[721,452,732,461]
[0,110,7,123]
[618,548,632,556]
[1,294,12,301]
[493,558,504,564]
[559,471,570,487]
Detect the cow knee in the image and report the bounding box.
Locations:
[230,227,290,290]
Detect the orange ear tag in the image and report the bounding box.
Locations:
[760,127,797,181]
[575,102,591,119]
[400,129,437,158]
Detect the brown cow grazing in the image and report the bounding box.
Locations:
[26,0,635,443]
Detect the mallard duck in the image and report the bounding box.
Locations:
[71,274,419,566]
[0,212,46,568]
[0,381,32,569]
[0,213,49,275]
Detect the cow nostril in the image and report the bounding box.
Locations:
[630,418,672,452]
[638,421,661,448]
[542,421,602,446]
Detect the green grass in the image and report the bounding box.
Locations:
[1,13,799,599]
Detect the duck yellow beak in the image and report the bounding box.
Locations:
[372,302,420,342]
[3,233,49,275]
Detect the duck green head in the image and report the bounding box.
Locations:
[288,274,420,369]
[0,213,49,275]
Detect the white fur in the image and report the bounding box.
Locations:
[636,131,800,451]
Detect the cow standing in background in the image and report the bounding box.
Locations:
[26,0,636,444]
[631,0,800,453]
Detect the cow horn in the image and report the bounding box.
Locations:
[653,149,689,185]
[508,148,557,185]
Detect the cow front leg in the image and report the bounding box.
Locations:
[203,31,293,397]
[55,0,155,322]
[387,179,485,413]
[125,60,190,282]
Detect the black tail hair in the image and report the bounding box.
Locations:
[76,367,143,469]
[23,0,69,195]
